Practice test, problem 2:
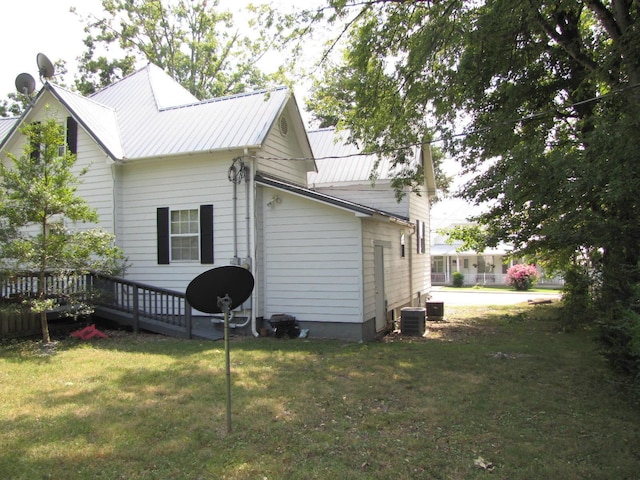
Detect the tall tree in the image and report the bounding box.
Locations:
[301,1,640,296]
[294,0,640,377]
[73,0,286,98]
[0,116,125,343]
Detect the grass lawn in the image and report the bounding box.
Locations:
[1,304,639,479]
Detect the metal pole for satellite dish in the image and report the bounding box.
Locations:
[218,294,233,434]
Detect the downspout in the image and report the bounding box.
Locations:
[409,228,414,306]
[247,149,259,337]
[232,168,238,260]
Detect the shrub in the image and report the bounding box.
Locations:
[599,307,640,389]
[506,264,538,291]
[452,271,464,287]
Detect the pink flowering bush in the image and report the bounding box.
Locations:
[505,264,539,291]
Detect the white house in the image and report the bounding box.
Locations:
[0,64,437,341]
[430,227,515,285]
[431,223,564,287]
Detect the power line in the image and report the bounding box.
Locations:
[248,82,640,163]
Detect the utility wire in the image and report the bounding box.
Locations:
[249,82,640,163]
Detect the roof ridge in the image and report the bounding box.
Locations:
[160,85,290,112]
[89,63,150,98]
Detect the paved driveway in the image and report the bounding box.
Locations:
[428,287,561,306]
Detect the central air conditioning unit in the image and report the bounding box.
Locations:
[400,307,426,336]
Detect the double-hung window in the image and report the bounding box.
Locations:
[170,209,199,261]
[157,205,213,264]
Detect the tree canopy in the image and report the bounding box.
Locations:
[72,0,287,98]
[303,1,639,292]
[296,0,640,377]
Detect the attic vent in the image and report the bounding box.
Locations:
[279,116,289,136]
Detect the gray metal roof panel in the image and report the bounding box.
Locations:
[89,64,291,159]
[50,84,124,159]
[307,128,398,185]
[0,116,18,146]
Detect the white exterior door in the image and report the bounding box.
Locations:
[374,245,386,332]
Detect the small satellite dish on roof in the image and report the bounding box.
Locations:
[36,53,55,80]
[15,73,36,95]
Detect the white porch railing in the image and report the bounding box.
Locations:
[431,272,564,286]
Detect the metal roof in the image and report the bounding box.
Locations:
[308,128,438,198]
[81,64,293,160]
[8,64,291,161]
[50,85,124,159]
[0,116,18,145]
[307,127,417,185]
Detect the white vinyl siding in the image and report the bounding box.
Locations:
[118,153,244,291]
[72,128,116,234]
[255,109,312,186]
[1,105,116,237]
[408,185,432,299]
[261,187,364,324]
[315,183,408,218]
[362,219,411,323]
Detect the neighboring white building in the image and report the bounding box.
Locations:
[0,64,437,341]
[431,222,564,287]
[430,228,515,285]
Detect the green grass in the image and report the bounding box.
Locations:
[1,304,639,479]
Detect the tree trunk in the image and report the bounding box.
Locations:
[40,309,51,344]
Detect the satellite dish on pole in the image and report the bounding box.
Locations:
[36,53,55,80]
[15,73,36,95]
[186,266,254,314]
[186,265,255,434]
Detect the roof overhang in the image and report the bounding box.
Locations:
[255,173,413,228]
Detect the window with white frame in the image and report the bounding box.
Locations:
[170,209,199,261]
[157,205,214,265]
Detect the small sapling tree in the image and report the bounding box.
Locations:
[0,116,125,343]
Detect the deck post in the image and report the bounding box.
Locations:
[132,284,139,333]
[185,299,192,339]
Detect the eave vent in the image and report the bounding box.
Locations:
[279,116,289,136]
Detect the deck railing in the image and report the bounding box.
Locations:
[92,274,192,336]
[1,272,194,339]
[0,272,93,300]
[431,272,565,287]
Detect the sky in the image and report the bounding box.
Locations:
[0,0,294,101]
[1,0,103,99]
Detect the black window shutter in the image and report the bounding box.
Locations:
[157,207,170,264]
[66,117,78,154]
[200,204,214,264]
